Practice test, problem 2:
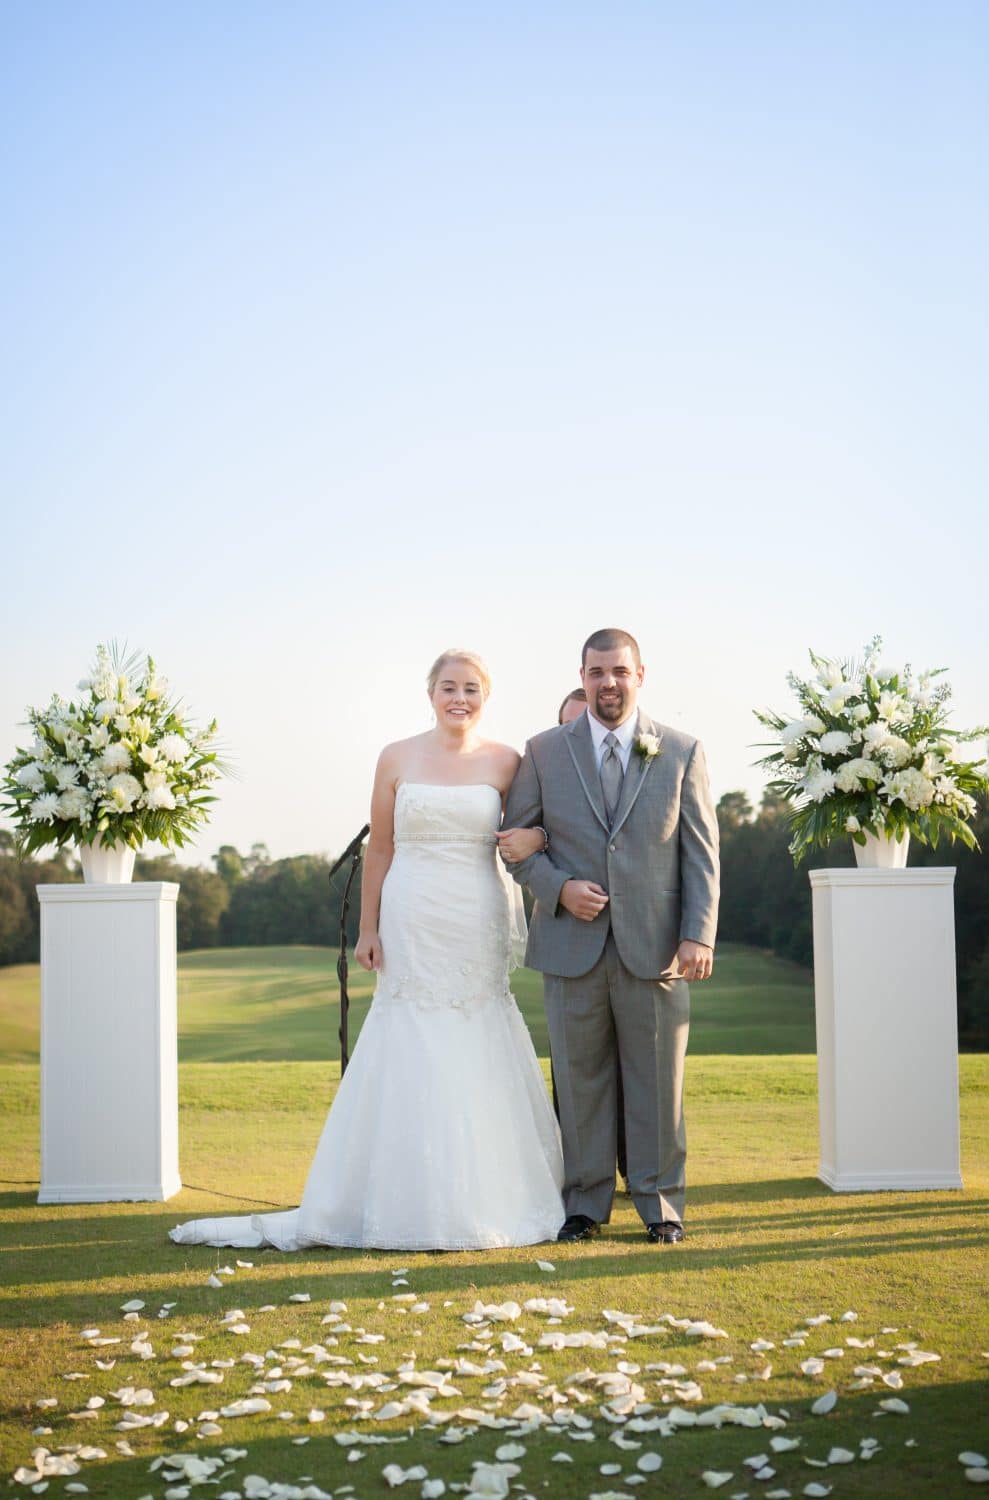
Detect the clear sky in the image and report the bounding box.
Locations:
[3,2,987,864]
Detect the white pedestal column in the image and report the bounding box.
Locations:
[36,882,181,1203]
[809,867,962,1192]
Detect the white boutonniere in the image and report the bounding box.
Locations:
[634,732,662,761]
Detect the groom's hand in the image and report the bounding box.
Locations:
[676,940,713,982]
[560,880,610,921]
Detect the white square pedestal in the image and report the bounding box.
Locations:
[809,867,962,1192]
[36,882,181,1203]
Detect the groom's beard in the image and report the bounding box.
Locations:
[592,689,630,723]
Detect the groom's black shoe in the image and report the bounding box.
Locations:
[646,1220,685,1244]
[557,1214,600,1243]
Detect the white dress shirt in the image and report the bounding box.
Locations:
[585,706,638,774]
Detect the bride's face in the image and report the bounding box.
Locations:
[431,663,486,732]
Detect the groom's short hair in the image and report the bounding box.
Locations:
[582,628,641,667]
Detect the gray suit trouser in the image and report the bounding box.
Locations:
[543,934,689,1227]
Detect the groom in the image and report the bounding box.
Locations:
[503,628,719,1244]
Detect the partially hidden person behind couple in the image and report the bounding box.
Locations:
[169,629,719,1252]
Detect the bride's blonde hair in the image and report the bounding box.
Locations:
[427,649,492,699]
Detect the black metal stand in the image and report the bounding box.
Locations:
[328,824,369,1074]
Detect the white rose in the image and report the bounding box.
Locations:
[845,815,861,832]
[850,703,871,723]
[143,783,176,811]
[802,715,826,734]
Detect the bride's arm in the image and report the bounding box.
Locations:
[355,750,398,972]
[496,825,547,861]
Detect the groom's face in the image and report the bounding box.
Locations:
[581,646,644,726]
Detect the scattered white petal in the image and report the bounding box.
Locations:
[878,1398,910,1414]
[966,1471,989,1485]
[701,1473,734,1489]
[206,1275,223,1289]
[120,1300,145,1313]
[881,1371,904,1389]
[800,1360,825,1378]
[288,1293,311,1302]
[803,1487,832,1498]
[536,1260,556,1272]
[495,1443,526,1461]
[810,1391,837,1415]
[961,1455,988,1468]
[637,1453,662,1472]
[827,1448,855,1464]
[422,1483,446,1499]
[551,1453,574,1463]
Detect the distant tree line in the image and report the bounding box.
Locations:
[2,799,987,1045]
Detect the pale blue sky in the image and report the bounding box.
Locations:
[3,2,987,861]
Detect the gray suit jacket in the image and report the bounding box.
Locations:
[503,710,719,980]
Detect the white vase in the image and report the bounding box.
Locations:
[853,829,910,869]
[79,834,136,884]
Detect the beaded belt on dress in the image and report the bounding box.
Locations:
[394,833,496,845]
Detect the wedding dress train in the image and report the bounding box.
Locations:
[169,783,564,1250]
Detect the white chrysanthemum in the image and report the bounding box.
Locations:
[29,792,61,823]
[819,730,853,757]
[781,721,807,746]
[802,766,837,802]
[54,763,81,790]
[157,732,188,765]
[143,783,177,811]
[100,743,132,775]
[15,762,46,792]
[849,702,871,723]
[107,772,142,811]
[94,698,118,722]
[882,768,935,810]
[57,786,90,820]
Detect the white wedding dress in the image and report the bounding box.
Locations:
[169,783,564,1251]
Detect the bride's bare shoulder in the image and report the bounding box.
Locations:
[483,740,522,784]
[374,734,430,782]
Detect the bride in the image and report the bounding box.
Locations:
[169,650,564,1251]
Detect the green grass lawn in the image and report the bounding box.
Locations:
[0,946,986,1498]
[0,941,816,1063]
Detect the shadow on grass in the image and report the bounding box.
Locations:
[2,1198,989,1329]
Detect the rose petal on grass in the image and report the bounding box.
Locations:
[810,1391,837,1415]
[800,1360,825,1378]
[206,1275,223,1289]
[877,1398,910,1414]
[966,1471,989,1485]
[827,1448,855,1464]
[803,1486,832,1498]
[536,1260,556,1272]
[961,1454,989,1468]
[701,1472,734,1489]
[636,1453,662,1472]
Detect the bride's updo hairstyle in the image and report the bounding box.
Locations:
[427,649,492,700]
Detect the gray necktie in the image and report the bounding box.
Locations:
[600,732,624,826]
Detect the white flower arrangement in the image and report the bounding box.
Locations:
[2,643,226,856]
[755,635,989,864]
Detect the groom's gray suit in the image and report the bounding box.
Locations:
[503,709,719,1227]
